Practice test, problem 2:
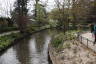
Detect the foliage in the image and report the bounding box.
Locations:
[62,42,71,49]
[48,0,96,31]
[51,30,77,48]
[11,0,29,33]
[34,3,48,26]
[48,8,61,21]
[16,0,28,15]
[0,27,18,33]
[48,20,57,28]
[48,8,69,28]
[0,17,13,27]
[65,30,77,40]
[87,0,96,23]
[51,33,65,48]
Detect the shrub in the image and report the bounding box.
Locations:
[51,33,64,48]
[51,30,77,49]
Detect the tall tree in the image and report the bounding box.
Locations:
[35,0,39,18]
[54,0,71,32]
[88,0,96,23]
[72,0,90,29]
[34,0,48,26]
[15,0,28,33]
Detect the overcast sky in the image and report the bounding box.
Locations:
[0,0,55,17]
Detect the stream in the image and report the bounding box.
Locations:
[0,30,59,64]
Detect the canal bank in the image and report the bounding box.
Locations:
[48,31,96,64]
[0,28,54,55]
[48,40,96,64]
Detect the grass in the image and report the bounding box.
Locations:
[0,33,21,51]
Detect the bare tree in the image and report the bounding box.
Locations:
[54,0,71,32]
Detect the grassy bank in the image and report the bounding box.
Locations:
[0,33,21,51]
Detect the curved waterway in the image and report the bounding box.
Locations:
[0,30,60,64]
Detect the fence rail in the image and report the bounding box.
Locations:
[77,32,96,52]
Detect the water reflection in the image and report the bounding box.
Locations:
[29,37,40,64]
[0,48,20,64]
[41,34,51,64]
[35,31,46,52]
[0,30,53,64]
[14,38,30,64]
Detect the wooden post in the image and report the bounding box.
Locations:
[87,39,88,48]
[81,36,82,44]
[77,32,80,40]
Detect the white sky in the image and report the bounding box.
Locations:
[0,0,55,17]
[0,0,16,17]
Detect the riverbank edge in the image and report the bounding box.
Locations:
[48,41,96,64]
[0,27,56,55]
[48,44,58,64]
[48,32,96,64]
[48,31,80,64]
